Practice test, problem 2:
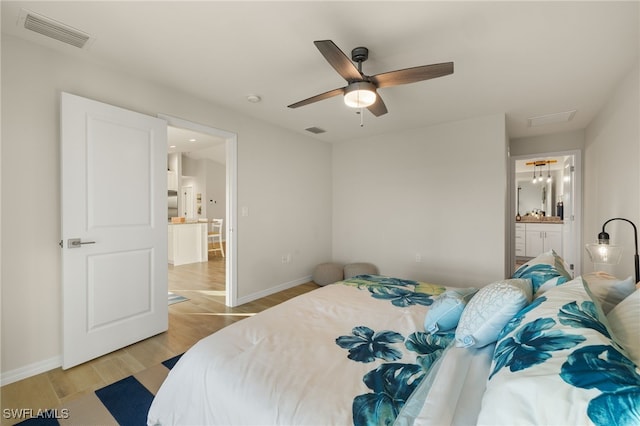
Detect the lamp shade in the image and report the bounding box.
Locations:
[585,243,623,265]
[344,82,377,108]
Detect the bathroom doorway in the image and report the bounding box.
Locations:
[511,150,582,277]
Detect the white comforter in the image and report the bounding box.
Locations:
[147,276,488,426]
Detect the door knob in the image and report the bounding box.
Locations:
[67,238,96,248]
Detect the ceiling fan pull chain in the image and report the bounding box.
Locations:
[360,108,364,127]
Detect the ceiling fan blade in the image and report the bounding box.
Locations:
[370,62,454,88]
[314,40,363,82]
[287,87,345,109]
[367,93,388,117]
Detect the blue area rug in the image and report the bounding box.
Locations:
[16,354,183,425]
[168,292,188,305]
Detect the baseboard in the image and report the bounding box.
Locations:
[236,275,313,306]
[1,355,62,386]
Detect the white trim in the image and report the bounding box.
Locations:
[235,276,313,306]
[158,114,238,307]
[225,132,238,307]
[1,356,61,386]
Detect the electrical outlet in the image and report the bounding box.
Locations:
[415,253,422,263]
[281,255,288,264]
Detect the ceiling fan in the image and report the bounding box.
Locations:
[288,40,454,117]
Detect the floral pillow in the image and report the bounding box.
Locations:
[512,250,571,295]
[478,277,640,426]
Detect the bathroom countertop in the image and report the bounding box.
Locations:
[516,217,563,224]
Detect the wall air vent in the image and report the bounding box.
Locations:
[20,9,93,49]
[305,127,326,134]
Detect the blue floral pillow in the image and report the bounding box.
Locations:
[512,250,571,295]
[478,277,640,426]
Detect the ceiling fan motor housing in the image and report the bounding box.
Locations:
[351,47,369,63]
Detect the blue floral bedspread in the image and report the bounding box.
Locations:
[335,275,452,426]
[149,274,452,426]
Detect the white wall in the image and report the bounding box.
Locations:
[584,61,640,280]
[510,129,585,157]
[1,35,332,379]
[332,114,508,288]
[205,159,226,227]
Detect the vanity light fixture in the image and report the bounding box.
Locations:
[526,160,557,184]
[585,217,639,283]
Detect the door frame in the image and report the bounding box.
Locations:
[509,149,582,277]
[158,114,238,307]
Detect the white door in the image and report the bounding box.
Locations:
[182,185,194,219]
[61,92,168,369]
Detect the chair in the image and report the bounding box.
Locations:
[207,219,225,257]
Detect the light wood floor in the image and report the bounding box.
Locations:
[0,254,319,426]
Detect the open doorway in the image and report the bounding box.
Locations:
[511,150,582,277]
[161,114,238,307]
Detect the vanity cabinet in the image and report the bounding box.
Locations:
[524,223,562,257]
[515,223,526,256]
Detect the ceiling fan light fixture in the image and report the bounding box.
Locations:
[344,82,376,108]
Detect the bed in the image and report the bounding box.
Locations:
[148,251,640,426]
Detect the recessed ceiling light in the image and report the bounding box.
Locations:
[189,138,197,142]
[528,110,577,127]
[247,94,262,103]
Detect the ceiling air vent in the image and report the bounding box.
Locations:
[20,9,92,49]
[305,127,326,134]
[527,110,576,127]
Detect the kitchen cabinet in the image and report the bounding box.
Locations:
[525,223,562,257]
[168,222,208,266]
[167,170,178,191]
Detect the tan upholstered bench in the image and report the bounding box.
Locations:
[312,262,344,286]
[344,262,379,279]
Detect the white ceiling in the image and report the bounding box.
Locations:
[2,1,638,147]
[167,126,226,164]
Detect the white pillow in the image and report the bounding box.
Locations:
[455,279,532,348]
[582,271,635,314]
[607,288,640,366]
[424,287,478,334]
